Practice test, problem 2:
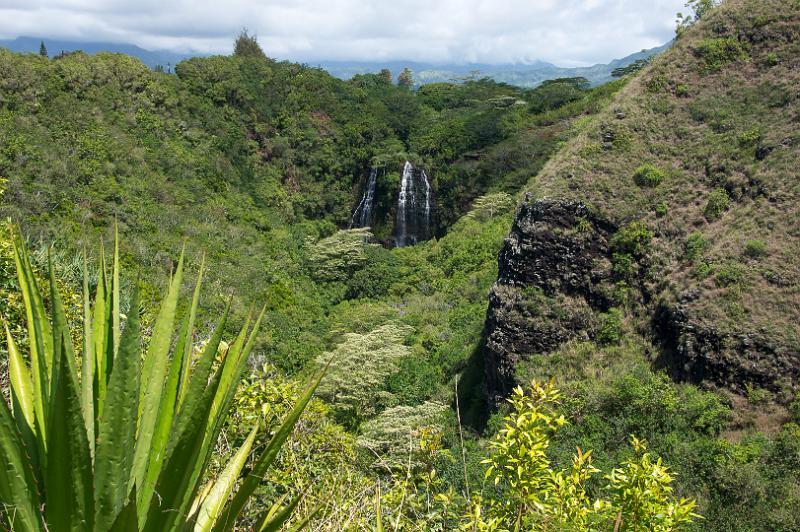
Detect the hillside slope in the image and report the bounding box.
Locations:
[485,0,800,404]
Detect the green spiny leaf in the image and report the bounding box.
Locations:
[45,333,94,532]
[0,383,43,531]
[131,249,184,493]
[95,288,141,532]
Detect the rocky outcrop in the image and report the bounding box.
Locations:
[658,297,800,394]
[483,197,616,408]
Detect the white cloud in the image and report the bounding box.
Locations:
[0,0,685,65]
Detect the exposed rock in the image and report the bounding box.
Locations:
[658,303,799,394]
[483,197,616,408]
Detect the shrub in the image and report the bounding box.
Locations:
[0,234,318,531]
[738,126,762,147]
[743,239,767,258]
[597,308,625,345]
[715,263,745,287]
[471,381,699,530]
[684,232,709,262]
[675,83,690,97]
[790,398,800,423]
[694,260,714,279]
[765,52,779,66]
[655,202,669,217]
[611,221,654,256]
[634,163,666,187]
[745,384,773,406]
[695,37,749,71]
[704,188,730,221]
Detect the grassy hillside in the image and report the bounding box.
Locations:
[508,0,799,391]
[481,0,800,528]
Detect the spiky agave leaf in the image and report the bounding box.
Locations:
[1,231,319,532]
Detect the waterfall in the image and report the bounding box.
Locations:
[350,167,378,228]
[395,161,433,247]
[421,169,432,230]
[396,161,414,247]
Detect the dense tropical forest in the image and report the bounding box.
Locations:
[1,0,799,530]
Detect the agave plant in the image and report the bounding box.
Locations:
[0,230,321,531]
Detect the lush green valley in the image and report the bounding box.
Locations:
[1,0,800,530]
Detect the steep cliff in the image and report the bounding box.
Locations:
[484,0,800,406]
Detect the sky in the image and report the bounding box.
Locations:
[0,0,687,66]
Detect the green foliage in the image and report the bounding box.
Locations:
[695,37,750,71]
[472,381,699,531]
[611,222,654,257]
[684,232,709,262]
[765,52,780,66]
[397,68,414,88]
[0,234,319,531]
[612,59,651,78]
[611,222,653,280]
[633,163,666,188]
[790,398,800,423]
[233,29,267,59]
[359,402,449,469]
[316,323,413,426]
[677,0,721,32]
[528,77,590,114]
[738,126,762,147]
[743,239,767,258]
[715,263,745,287]
[307,228,374,282]
[654,202,669,217]
[704,188,730,221]
[597,308,624,346]
[745,384,773,405]
[465,193,516,222]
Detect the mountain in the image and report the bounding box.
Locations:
[0,35,668,87]
[318,43,671,87]
[484,0,799,442]
[0,36,195,69]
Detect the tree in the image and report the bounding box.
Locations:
[397,67,414,88]
[315,323,413,426]
[612,58,651,78]
[39,40,47,57]
[379,68,393,84]
[677,0,721,34]
[234,28,267,59]
[307,228,375,282]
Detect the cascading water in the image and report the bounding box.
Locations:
[350,167,378,228]
[421,169,432,230]
[395,161,433,247]
[396,161,415,246]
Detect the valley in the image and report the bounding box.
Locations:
[1,0,799,530]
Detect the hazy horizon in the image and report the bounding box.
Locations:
[0,0,685,67]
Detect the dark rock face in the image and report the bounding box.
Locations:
[658,301,800,394]
[483,197,615,408]
[484,198,799,409]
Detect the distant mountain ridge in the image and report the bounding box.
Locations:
[318,43,672,87]
[0,35,669,88]
[0,36,194,70]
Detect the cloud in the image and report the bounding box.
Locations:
[0,0,685,65]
